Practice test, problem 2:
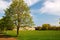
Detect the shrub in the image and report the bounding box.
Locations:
[35,27,42,30]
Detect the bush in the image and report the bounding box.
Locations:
[35,27,42,30]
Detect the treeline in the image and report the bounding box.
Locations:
[35,24,60,30]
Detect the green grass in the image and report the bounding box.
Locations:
[5,30,60,40]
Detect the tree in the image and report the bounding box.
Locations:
[5,0,34,36]
[42,24,51,30]
[0,16,15,31]
[3,16,15,30]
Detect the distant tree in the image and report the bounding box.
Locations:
[35,26,42,30]
[51,26,56,30]
[56,27,60,30]
[42,24,51,30]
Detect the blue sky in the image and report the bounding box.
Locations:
[0,0,60,26]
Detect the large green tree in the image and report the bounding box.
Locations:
[5,0,34,36]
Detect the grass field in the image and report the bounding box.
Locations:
[5,30,60,40]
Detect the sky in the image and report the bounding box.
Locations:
[0,0,60,26]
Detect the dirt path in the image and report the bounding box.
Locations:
[0,38,16,40]
[0,34,17,40]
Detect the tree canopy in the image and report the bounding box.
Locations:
[4,0,34,36]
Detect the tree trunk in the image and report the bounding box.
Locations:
[17,25,19,36]
[17,13,20,37]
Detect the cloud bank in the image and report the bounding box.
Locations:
[0,0,40,10]
[0,0,40,19]
[0,0,11,10]
[40,0,60,16]
[24,0,40,6]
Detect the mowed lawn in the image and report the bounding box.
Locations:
[6,30,60,40]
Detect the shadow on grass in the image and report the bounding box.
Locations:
[0,33,17,38]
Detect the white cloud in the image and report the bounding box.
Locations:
[0,0,11,10]
[0,0,12,19]
[0,0,40,12]
[40,0,60,16]
[24,0,40,6]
